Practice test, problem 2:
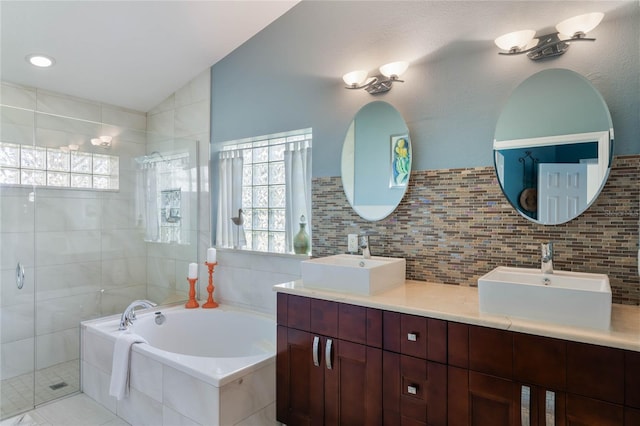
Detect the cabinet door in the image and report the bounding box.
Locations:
[276,326,325,425]
[324,339,382,426]
[565,394,624,426]
[448,368,519,426]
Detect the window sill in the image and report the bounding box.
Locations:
[215,247,312,260]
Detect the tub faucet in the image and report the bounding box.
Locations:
[541,242,554,275]
[119,299,157,330]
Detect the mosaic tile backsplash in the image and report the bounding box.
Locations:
[312,155,639,305]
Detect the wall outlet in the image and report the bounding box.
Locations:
[347,234,359,253]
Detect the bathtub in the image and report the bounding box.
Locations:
[81,304,277,426]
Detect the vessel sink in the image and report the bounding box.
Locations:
[478,266,611,330]
[301,254,406,295]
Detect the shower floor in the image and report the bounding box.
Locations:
[0,360,79,420]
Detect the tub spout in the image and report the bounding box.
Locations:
[119,299,157,330]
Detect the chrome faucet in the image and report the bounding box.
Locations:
[360,235,371,259]
[541,242,554,274]
[119,299,157,330]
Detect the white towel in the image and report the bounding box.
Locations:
[108,332,147,400]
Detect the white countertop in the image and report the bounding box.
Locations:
[274,280,640,352]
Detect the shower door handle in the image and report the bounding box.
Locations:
[16,262,25,290]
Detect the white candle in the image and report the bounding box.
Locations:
[207,247,217,263]
[188,262,198,279]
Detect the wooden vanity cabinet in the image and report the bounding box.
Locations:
[447,323,628,426]
[276,294,382,426]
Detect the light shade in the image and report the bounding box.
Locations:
[379,61,409,79]
[494,30,536,51]
[556,12,604,38]
[26,54,55,68]
[343,70,368,87]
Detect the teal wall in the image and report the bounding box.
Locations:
[210,1,639,178]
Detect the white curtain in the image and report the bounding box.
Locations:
[216,149,245,248]
[284,140,312,253]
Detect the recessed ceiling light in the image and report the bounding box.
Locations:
[26,54,55,68]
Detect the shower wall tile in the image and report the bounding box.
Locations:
[1,82,37,110]
[101,107,146,131]
[0,266,34,307]
[36,261,101,300]
[100,230,146,260]
[147,110,175,140]
[35,112,101,144]
[35,197,101,232]
[0,303,34,343]
[101,257,147,288]
[100,285,147,315]
[100,197,140,230]
[0,189,35,233]
[36,292,100,335]
[312,154,640,306]
[0,337,34,380]
[174,69,210,108]
[163,365,220,426]
[36,328,78,369]
[81,330,114,374]
[1,106,34,144]
[36,90,101,123]
[174,101,209,138]
[36,230,101,265]
[0,231,35,270]
[148,93,175,116]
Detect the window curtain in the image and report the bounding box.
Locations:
[284,140,312,253]
[216,149,245,248]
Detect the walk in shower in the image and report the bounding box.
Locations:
[0,82,199,419]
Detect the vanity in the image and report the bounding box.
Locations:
[274,281,640,426]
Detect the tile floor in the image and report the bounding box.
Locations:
[0,394,128,426]
[1,360,80,419]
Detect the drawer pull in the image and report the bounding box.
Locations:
[521,385,530,426]
[545,390,555,426]
[407,332,418,342]
[325,338,333,370]
[312,336,320,367]
[407,385,418,395]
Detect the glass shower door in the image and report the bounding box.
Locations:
[0,103,37,419]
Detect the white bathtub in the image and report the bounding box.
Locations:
[81,304,277,426]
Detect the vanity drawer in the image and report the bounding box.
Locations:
[567,341,625,405]
[383,311,446,362]
[513,333,566,390]
[468,325,513,379]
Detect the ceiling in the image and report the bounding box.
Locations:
[1,1,634,113]
[1,0,300,112]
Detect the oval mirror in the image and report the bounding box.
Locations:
[494,69,613,225]
[341,101,412,221]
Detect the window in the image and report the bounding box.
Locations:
[0,142,119,190]
[217,128,312,254]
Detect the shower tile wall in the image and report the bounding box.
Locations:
[0,81,147,417]
[146,68,212,302]
[312,154,640,306]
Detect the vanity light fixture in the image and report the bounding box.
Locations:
[91,135,112,148]
[26,54,56,68]
[343,61,409,94]
[495,12,604,60]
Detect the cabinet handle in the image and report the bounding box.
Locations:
[545,390,555,426]
[520,385,530,426]
[407,332,418,342]
[312,336,320,367]
[407,384,418,395]
[325,338,333,370]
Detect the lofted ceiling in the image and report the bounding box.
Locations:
[0,0,300,112]
[1,1,634,113]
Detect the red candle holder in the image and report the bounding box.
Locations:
[185,277,199,309]
[202,262,219,308]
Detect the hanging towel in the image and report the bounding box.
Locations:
[108,332,147,400]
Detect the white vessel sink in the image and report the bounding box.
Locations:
[478,266,611,330]
[301,254,406,295]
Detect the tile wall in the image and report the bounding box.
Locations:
[0,81,148,408]
[146,69,212,303]
[312,155,640,306]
